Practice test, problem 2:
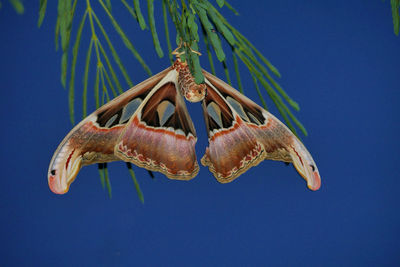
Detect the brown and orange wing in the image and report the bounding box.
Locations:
[201,70,321,190]
[114,70,199,180]
[48,67,198,194]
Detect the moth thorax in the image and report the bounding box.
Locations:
[177,66,206,103]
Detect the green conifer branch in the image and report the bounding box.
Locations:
[121,0,137,20]
[163,0,174,64]
[391,0,400,35]
[9,0,24,14]
[38,0,47,27]
[232,53,243,93]
[148,0,164,58]
[98,163,106,189]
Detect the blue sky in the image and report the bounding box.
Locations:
[0,1,399,266]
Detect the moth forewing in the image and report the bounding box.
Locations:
[201,71,321,190]
[113,69,199,181]
[48,67,176,194]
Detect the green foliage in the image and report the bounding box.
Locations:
[126,163,144,204]
[195,5,225,62]
[9,0,24,14]
[38,0,47,27]
[391,0,400,35]
[98,163,112,199]
[162,0,174,63]
[222,0,238,15]
[232,53,243,93]
[133,0,147,30]
[148,0,164,58]
[0,0,24,14]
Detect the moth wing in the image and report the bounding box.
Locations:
[114,69,199,180]
[49,67,173,194]
[201,70,321,190]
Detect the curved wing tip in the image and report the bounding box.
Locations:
[307,177,321,191]
[48,177,69,194]
[49,186,69,195]
[307,184,321,191]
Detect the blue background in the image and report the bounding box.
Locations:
[1,1,399,266]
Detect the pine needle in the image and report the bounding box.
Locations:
[92,11,133,87]
[9,0,24,14]
[232,53,243,93]
[38,0,47,27]
[133,0,148,30]
[99,0,152,76]
[391,0,400,35]
[82,38,94,118]
[162,0,174,64]
[148,0,164,58]
[126,163,144,204]
[69,11,88,125]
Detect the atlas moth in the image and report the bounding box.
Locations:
[48,45,321,194]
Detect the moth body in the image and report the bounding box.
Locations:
[173,58,206,103]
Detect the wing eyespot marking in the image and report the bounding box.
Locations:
[226,96,249,122]
[120,98,142,124]
[105,114,118,128]
[157,100,175,126]
[207,102,223,128]
[247,112,262,125]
